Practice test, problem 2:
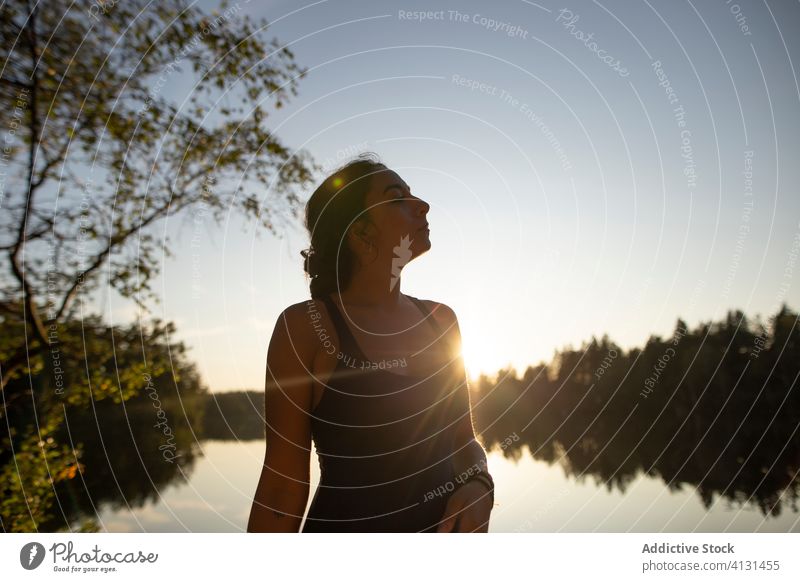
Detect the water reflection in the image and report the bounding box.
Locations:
[96,440,800,532]
[40,398,203,532]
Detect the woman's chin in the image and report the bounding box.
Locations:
[412,240,432,258]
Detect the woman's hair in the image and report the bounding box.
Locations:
[301,152,387,298]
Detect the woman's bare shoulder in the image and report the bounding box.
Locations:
[272,298,331,350]
[281,297,324,318]
[413,297,458,327]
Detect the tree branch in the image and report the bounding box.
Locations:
[30,114,92,190]
[7,3,49,357]
[53,195,181,323]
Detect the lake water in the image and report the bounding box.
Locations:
[96,440,800,532]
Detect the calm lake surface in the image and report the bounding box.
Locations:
[96,440,800,532]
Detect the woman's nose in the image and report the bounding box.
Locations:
[414,197,430,215]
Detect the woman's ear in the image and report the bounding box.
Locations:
[348,217,375,252]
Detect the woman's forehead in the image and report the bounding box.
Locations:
[367,168,407,197]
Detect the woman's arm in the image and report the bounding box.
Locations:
[247,303,317,532]
[432,304,489,473]
[433,304,493,532]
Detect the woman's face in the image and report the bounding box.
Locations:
[355,168,431,261]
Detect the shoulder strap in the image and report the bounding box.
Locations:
[319,294,369,361]
[408,296,443,335]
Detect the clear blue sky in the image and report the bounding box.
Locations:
[99,0,799,391]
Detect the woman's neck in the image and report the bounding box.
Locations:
[337,268,405,310]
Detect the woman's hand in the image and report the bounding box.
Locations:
[436,481,493,532]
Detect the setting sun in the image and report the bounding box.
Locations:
[459,322,515,382]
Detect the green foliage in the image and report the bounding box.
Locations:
[1,308,207,531]
[0,414,92,532]
[2,298,206,412]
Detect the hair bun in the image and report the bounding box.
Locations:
[301,247,317,276]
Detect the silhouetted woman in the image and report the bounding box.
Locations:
[247,153,494,532]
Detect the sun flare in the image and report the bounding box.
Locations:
[460,327,513,383]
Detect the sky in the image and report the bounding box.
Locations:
[96,0,800,391]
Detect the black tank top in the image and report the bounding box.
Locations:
[301,294,470,532]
